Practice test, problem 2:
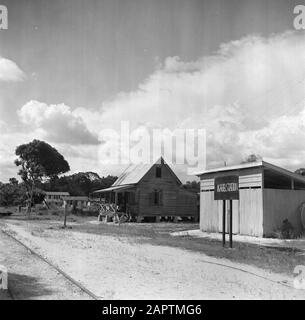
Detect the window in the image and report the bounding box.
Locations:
[153,189,163,206]
[154,190,159,205]
[156,166,162,178]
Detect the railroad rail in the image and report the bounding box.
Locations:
[1,228,100,300]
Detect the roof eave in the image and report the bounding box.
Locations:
[194,160,305,185]
[194,161,263,176]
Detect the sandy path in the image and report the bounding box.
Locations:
[2,222,305,300]
[0,229,92,300]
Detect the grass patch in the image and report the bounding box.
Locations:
[3,215,305,277]
[70,221,305,276]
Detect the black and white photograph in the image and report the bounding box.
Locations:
[0,0,305,308]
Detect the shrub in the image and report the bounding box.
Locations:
[272,219,296,239]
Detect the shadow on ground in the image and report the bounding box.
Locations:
[9,272,54,300]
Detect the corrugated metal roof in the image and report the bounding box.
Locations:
[112,163,154,186]
[65,196,88,201]
[44,191,70,196]
[93,184,136,193]
[112,157,181,186]
[195,161,305,184]
[194,161,263,175]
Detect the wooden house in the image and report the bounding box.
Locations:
[196,161,305,237]
[44,191,70,206]
[93,157,198,222]
[65,196,89,210]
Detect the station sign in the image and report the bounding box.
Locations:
[214,175,239,200]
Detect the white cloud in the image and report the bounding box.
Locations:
[90,30,305,172]
[0,56,25,82]
[3,30,305,181]
[18,100,99,145]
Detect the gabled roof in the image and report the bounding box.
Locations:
[112,163,153,186]
[112,157,182,187]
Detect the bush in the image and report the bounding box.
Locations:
[281,219,295,239]
[272,219,295,239]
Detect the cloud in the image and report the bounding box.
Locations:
[239,110,305,169]
[3,30,305,181]
[18,100,99,145]
[0,56,25,82]
[91,30,305,172]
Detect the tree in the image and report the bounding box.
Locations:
[295,168,305,176]
[241,154,262,164]
[0,182,27,207]
[9,177,19,185]
[42,172,117,196]
[182,180,200,193]
[15,139,70,213]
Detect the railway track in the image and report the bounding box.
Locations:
[1,228,100,300]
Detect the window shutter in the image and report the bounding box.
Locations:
[159,190,163,206]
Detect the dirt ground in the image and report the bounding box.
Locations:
[0,228,92,300]
[1,214,305,300]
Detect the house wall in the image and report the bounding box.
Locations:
[239,188,263,236]
[136,163,197,217]
[199,170,264,237]
[200,189,263,236]
[263,189,305,236]
[45,194,69,202]
[176,190,198,218]
[200,190,221,233]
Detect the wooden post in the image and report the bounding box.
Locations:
[63,201,67,228]
[222,200,226,247]
[229,199,233,248]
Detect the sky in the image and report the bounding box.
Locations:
[0,0,305,182]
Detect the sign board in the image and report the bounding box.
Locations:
[214,175,239,200]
